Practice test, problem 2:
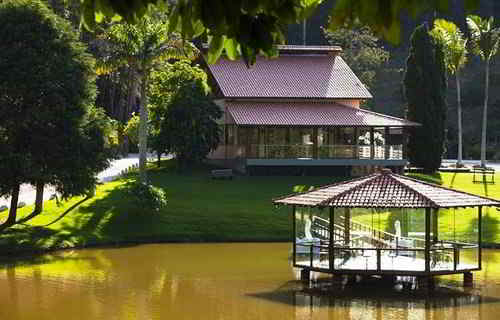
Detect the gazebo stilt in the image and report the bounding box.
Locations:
[300,269,311,281]
[417,276,435,292]
[464,272,473,287]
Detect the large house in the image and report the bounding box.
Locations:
[205,46,419,176]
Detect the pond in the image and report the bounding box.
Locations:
[1,243,500,320]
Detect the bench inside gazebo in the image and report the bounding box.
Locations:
[273,169,500,287]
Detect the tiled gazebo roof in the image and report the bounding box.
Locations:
[225,102,420,127]
[274,170,500,208]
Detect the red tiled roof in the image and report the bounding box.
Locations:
[226,102,419,127]
[273,171,500,208]
[208,55,372,99]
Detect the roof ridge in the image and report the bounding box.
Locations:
[395,173,500,205]
[385,174,439,208]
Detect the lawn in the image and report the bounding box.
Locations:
[0,161,337,255]
[1,164,499,256]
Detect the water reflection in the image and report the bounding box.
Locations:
[0,244,500,320]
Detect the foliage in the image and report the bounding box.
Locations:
[159,81,222,168]
[124,113,141,145]
[124,180,167,212]
[80,0,480,64]
[96,12,198,183]
[430,19,468,76]
[467,15,500,62]
[148,61,209,158]
[403,24,447,173]
[466,15,500,167]
[323,25,389,94]
[0,0,111,229]
[430,19,468,166]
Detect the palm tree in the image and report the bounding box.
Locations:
[97,14,198,183]
[430,19,467,167]
[466,15,500,168]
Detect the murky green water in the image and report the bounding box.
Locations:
[1,243,500,320]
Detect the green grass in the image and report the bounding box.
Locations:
[0,161,337,255]
[1,165,500,256]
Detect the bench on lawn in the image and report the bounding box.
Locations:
[472,167,495,184]
[211,169,233,180]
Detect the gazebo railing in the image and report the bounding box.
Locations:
[295,243,479,273]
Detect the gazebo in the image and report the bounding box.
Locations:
[273,169,500,287]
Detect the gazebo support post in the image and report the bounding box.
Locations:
[432,208,438,242]
[329,207,335,271]
[425,208,431,272]
[478,206,482,270]
[464,272,473,287]
[384,127,390,160]
[344,208,350,246]
[292,205,296,266]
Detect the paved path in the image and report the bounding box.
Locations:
[442,159,500,171]
[0,154,158,209]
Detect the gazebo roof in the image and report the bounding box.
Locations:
[273,170,500,209]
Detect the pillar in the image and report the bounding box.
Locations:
[300,269,311,281]
[464,272,473,287]
[432,208,438,242]
[292,205,296,266]
[329,207,335,271]
[425,208,431,272]
[313,127,318,159]
[478,206,482,270]
[370,127,375,159]
[384,127,390,160]
[344,208,350,246]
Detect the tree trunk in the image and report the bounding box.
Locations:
[138,73,149,184]
[481,61,490,168]
[157,152,161,167]
[0,184,20,231]
[14,182,44,225]
[456,73,463,166]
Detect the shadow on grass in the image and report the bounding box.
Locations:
[42,197,90,227]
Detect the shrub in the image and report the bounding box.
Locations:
[125,181,167,212]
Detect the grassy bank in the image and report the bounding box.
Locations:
[1,163,499,256]
[0,161,336,255]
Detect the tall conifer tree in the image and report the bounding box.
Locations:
[403,24,447,173]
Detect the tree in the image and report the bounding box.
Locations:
[96,13,198,184]
[0,0,111,230]
[148,61,209,166]
[466,15,500,168]
[322,25,389,101]
[430,19,468,167]
[403,24,447,173]
[158,80,222,169]
[80,0,481,64]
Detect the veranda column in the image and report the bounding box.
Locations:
[313,127,318,159]
[384,127,390,160]
[370,127,375,160]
